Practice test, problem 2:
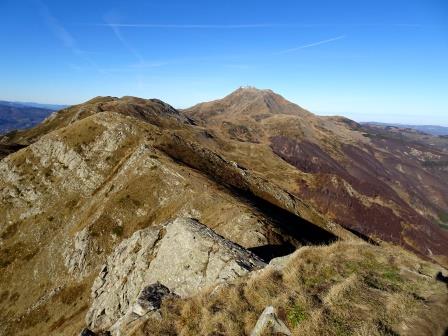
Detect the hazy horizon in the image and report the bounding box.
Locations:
[0,92,448,127]
[1,0,447,125]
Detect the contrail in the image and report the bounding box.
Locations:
[82,23,424,29]
[35,0,100,71]
[107,24,145,63]
[275,35,346,54]
[86,23,301,29]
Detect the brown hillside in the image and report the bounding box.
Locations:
[184,87,448,266]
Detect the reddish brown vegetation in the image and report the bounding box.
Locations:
[270,135,448,261]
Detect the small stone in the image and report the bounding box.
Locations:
[250,306,292,336]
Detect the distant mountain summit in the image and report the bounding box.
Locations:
[185,86,311,121]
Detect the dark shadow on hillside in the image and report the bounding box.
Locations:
[155,140,338,261]
[0,143,27,160]
[249,243,296,262]
[344,226,380,246]
[234,184,338,261]
[229,186,338,248]
[232,186,338,261]
[436,272,448,288]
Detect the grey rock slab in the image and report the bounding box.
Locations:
[86,217,266,332]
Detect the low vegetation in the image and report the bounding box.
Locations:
[422,160,448,168]
[438,212,448,223]
[133,241,448,336]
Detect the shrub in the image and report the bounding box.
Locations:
[438,212,448,223]
[287,304,308,327]
[112,225,124,236]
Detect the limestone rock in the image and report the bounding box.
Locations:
[64,228,93,278]
[86,217,266,332]
[250,306,292,336]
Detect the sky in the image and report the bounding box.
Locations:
[0,0,447,125]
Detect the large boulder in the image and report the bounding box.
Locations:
[86,217,266,332]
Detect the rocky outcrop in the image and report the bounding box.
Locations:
[63,228,93,279]
[86,217,266,333]
[79,329,111,336]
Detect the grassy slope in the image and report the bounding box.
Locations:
[133,241,448,336]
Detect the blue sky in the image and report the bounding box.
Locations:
[0,0,447,125]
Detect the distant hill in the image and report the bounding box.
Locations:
[0,101,67,134]
[362,122,448,136]
[0,100,67,110]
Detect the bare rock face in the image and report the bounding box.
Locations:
[64,228,93,279]
[86,217,266,332]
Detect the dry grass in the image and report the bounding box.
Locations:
[0,241,39,269]
[133,241,448,336]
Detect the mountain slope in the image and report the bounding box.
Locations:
[363,122,448,136]
[134,240,448,336]
[184,87,448,266]
[0,99,348,335]
[0,92,447,336]
[0,96,192,146]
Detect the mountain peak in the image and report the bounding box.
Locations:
[225,86,276,100]
[233,86,273,94]
[185,87,311,121]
